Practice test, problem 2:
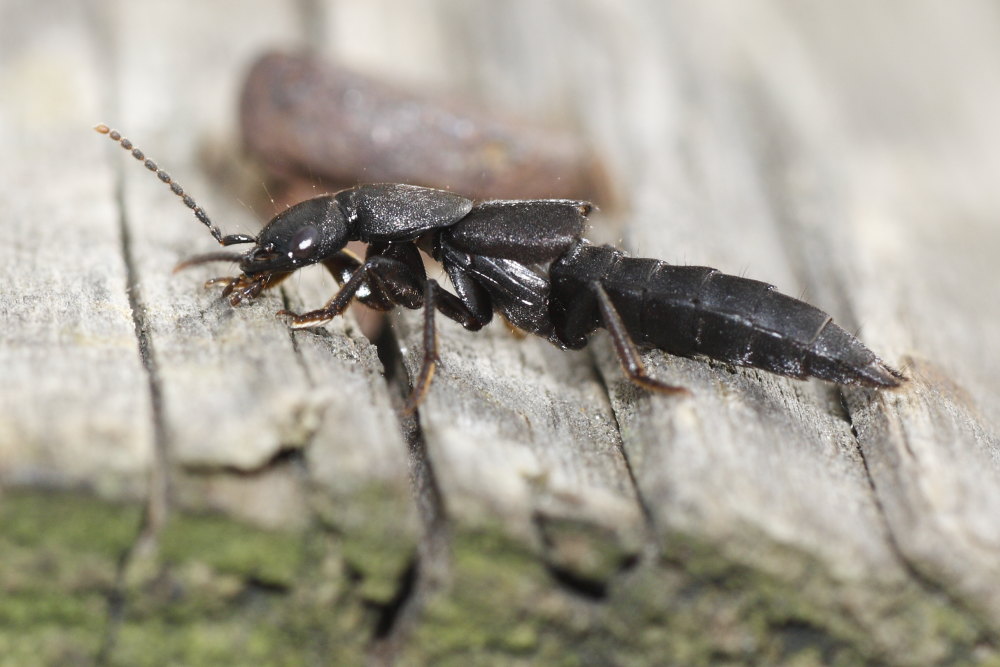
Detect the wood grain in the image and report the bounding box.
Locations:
[0,0,153,497]
[1,0,999,663]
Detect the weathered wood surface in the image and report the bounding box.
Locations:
[2,0,1000,664]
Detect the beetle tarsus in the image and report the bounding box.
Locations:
[277,309,336,329]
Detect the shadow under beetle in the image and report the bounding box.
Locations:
[97,125,904,412]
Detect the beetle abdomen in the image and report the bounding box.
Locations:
[611,258,900,387]
[553,243,902,387]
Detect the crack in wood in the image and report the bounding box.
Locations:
[748,70,1000,644]
[367,324,451,662]
[839,389,999,649]
[584,339,658,535]
[97,143,174,667]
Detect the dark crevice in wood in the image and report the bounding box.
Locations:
[370,556,420,640]
[279,287,310,378]
[90,7,127,661]
[544,552,643,603]
[746,80,997,645]
[767,618,857,665]
[95,549,130,666]
[217,576,296,634]
[277,288,334,477]
[372,317,404,385]
[92,10,172,660]
[238,575,292,598]
[544,563,609,600]
[181,446,308,477]
[376,323,449,560]
[747,74,998,644]
[823,383,854,426]
[275,281,433,657]
[274,287,334,472]
[368,323,452,662]
[116,154,174,529]
[96,133,177,667]
[838,390,999,649]
[533,507,642,601]
[264,445,308,469]
[586,341,659,536]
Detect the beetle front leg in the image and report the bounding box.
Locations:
[201,272,292,306]
[281,249,429,328]
[278,257,388,328]
[226,277,266,306]
[322,251,395,311]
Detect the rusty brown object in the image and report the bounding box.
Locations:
[239,52,612,205]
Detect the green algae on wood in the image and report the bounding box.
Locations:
[309,480,419,605]
[113,514,371,665]
[399,522,998,666]
[0,491,144,665]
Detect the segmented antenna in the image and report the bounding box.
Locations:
[95,123,229,244]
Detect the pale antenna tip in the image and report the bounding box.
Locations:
[94,123,110,134]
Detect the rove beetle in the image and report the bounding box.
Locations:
[97,125,904,413]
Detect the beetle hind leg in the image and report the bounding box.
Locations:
[594,283,690,396]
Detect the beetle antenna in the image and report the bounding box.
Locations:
[95,124,241,245]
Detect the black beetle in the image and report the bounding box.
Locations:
[98,125,903,412]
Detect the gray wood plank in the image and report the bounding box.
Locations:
[393,311,646,543]
[105,0,419,597]
[537,3,962,658]
[764,0,1000,627]
[0,0,153,498]
[589,0,1000,651]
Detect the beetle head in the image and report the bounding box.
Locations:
[240,196,352,275]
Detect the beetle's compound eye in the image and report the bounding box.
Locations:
[289,225,320,260]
